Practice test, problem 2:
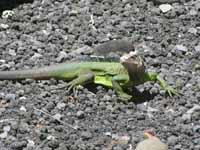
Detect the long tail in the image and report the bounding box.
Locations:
[0,66,58,80]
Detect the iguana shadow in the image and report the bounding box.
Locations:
[0,0,33,13]
[85,84,156,104]
[129,87,156,104]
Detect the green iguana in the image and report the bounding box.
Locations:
[0,51,176,102]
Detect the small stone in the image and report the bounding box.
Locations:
[188,28,197,34]
[9,49,16,56]
[145,36,154,40]
[181,113,191,122]
[47,135,55,140]
[195,64,200,70]
[30,53,42,60]
[0,23,9,29]
[167,135,178,145]
[0,132,8,139]
[56,51,68,62]
[27,140,35,147]
[186,105,200,114]
[173,45,188,52]
[137,103,147,111]
[117,135,131,145]
[45,101,55,111]
[193,125,200,133]
[19,96,26,100]
[3,125,11,132]
[189,9,197,16]
[56,102,66,110]
[20,106,27,112]
[70,46,93,55]
[102,95,112,101]
[76,110,85,119]
[53,113,62,120]
[0,108,6,115]
[85,107,92,113]
[159,4,172,13]
[2,10,14,19]
[194,145,200,150]
[5,93,16,101]
[195,2,200,10]
[174,144,182,149]
[104,132,112,136]
[81,131,92,140]
[0,60,6,64]
[69,10,78,16]
[10,141,27,149]
[147,106,158,112]
[194,45,200,53]
[17,89,25,96]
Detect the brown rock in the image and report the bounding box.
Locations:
[136,131,168,150]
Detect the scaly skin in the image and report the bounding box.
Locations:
[0,52,177,102]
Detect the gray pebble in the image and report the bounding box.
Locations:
[159,4,172,13]
[194,145,200,150]
[189,9,197,16]
[45,102,55,111]
[56,102,66,110]
[53,113,62,120]
[5,93,16,101]
[30,53,42,60]
[136,103,147,111]
[81,131,92,140]
[188,28,197,34]
[181,114,191,122]
[10,141,27,149]
[0,132,8,139]
[8,49,16,56]
[69,10,79,16]
[193,125,200,133]
[56,51,68,62]
[0,23,9,29]
[167,135,178,145]
[194,45,200,53]
[76,110,85,119]
[174,144,182,149]
[173,45,188,52]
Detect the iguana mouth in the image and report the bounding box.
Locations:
[120,51,142,65]
[120,51,145,84]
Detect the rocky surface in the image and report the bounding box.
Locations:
[0,0,199,149]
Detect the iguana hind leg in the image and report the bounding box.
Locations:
[66,71,95,93]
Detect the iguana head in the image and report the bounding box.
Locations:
[120,51,145,84]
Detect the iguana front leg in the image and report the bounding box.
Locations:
[112,74,132,102]
[145,72,177,96]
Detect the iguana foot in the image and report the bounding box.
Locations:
[118,92,132,102]
[164,86,178,97]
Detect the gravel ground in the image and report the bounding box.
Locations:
[0,0,199,150]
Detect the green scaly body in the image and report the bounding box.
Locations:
[0,61,176,102]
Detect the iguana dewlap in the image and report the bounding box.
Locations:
[135,131,168,150]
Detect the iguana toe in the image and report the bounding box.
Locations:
[165,86,178,97]
[118,93,132,102]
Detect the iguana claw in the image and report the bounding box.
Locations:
[164,86,178,97]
